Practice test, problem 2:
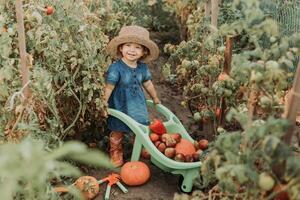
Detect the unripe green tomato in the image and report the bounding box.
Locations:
[191,60,199,66]
[193,112,201,121]
[201,87,209,94]
[223,89,232,97]
[279,40,289,54]
[272,49,281,58]
[217,127,225,133]
[217,46,225,53]
[286,51,295,60]
[191,83,204,93]
[270,36,276,43]
[180,101,187,107]
[260,96,272,108]
[273,95,279,102]
[256,60,265,67]
[250,71,264,83]
[266,60,279,70]
[182,59,191,68]
[258,172,275,191]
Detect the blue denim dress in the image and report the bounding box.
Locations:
[106,59,151,133]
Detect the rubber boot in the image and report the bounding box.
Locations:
[109,131,124,167]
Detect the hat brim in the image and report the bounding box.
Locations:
[107,35,159,63]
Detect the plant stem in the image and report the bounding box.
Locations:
[16,0,30,100]
[61,88,82,139]
[10,106,24,134]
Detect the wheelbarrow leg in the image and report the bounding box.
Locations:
[180,169,200,193]
[131,138,142,161]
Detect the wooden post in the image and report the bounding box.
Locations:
[282,61,300,144]
[211,0,219,29]
[223,36,234,74]
[106,0,112,12]
[16,0,30,99]
[179,6,189,41]
[205,0,211,18]
[272,61,300,178]
[247,83,258,129]
[219,36,234,126]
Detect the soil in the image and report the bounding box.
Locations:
[89,161,180,200]
[89,54,199,200]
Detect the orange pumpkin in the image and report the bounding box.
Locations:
[120,161,150,186]
[74,176,99,200]
[175,138,196,156]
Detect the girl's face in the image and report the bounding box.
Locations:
[119,43,146,63]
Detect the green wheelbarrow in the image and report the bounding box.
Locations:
[108,100,202,193]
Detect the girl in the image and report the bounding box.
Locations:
[105,25,161,167]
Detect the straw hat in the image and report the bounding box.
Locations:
[107,25,159,63]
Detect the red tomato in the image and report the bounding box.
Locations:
[149,119,166,135]
[45,6,54,15]
[149,133,160,142]
[198,139,209,150]
[141,148,151,160]
[217,72,230,81]
[215,108,222,118]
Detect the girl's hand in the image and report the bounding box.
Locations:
[152,97,161,104]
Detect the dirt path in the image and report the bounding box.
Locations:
[148,56,193,125]
[90,160,179,200]
[89,56,194,200]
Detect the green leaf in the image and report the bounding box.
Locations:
[233,165,250,184]
[286,156,300,180]
[50,161,82,177]
[0,84,9,98]
[67,150,113,168]
[47,141,87,160]
[31,11,43,25]
[83,77,90,91]
[61,43,68,51]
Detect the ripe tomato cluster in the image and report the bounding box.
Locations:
[141,119,209,162]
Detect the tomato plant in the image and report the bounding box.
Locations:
[0,0,116,142]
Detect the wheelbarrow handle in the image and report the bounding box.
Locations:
[98,177,109,184]
[116,181,128,193]
[104,185,111,200]
[53,186,69,193]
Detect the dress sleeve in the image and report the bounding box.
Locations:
[142,64,152,82]
[105,63,120,85]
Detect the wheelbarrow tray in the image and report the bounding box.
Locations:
[108,100,202,192]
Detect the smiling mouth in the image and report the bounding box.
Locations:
[127,53,136,56]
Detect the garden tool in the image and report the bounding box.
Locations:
[98,173,128,200]
[54,176,100,200]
